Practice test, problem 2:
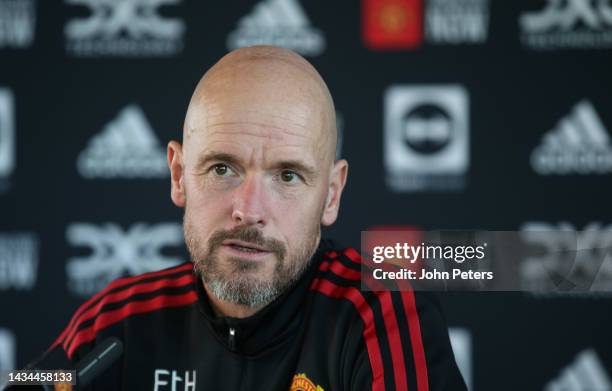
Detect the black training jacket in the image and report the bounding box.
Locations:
[23,240,467,390]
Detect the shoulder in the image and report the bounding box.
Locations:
[309,247,362,299]
[50,262,197,360]
[310,246,466,390]
[310,246,428,317]
[310,247,429,341]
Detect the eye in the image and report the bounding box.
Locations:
[280,170,300,183]
[212,163,232,176]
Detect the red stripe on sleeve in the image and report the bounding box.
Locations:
[399,289,429,391]
[319,259,361,281]
[343,247,362,264]
[364,288,409,391]
[320,257,409,388]
[343,247,427,391]
[62,273,195,351]
[374,257,429,391]
[66,291,198,359]
[345,258,408,391]
[310,278,386,391]
[324,250,339,259]
[50,263,193,351]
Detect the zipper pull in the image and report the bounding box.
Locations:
[228,327,236,351]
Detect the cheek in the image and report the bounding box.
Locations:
[185,183,232,233]
[186,173,232,208]
[271,192,325,237]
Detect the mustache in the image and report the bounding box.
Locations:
[208,226,286,261]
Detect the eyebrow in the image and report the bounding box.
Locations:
[195,151,317,179]
[196,151,242,171]
[271,160,317,180]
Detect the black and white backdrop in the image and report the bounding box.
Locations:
[1,0,612,389]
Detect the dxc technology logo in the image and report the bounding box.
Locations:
[66,222,184,297]
[65,0,185,57]
[521,0,612,49]
[520,222,612,295]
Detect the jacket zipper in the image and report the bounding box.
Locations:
[228,327,236,351]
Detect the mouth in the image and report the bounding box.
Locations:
[220,239,272,259]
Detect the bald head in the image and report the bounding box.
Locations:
[183,46,338,166]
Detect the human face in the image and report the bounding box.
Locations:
[171,62,338,308]
[183,120,327,307]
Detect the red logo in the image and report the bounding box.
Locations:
[362,0,423,50]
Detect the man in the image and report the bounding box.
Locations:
[22,46,466,390]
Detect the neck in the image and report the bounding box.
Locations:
[203,281,264,318]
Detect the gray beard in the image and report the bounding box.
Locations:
[186,225,321,309]
[184,193,325,309]
[198,233,319,308]
[205,268,284,308]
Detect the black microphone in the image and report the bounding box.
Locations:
[3,337,123,390]
[74,337,123,388]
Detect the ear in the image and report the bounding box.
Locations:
[321,159,348,226]
[167,140,186,208]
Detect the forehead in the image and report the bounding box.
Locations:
[186,71,329,164]
[186,117,327,176]
[201,114,315,157]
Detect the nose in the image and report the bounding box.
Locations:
[231,173,267,227]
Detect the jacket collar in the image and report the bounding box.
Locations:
[194,239,334,356]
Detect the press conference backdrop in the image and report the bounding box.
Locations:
[1,0,612,389]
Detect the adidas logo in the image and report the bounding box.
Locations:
[545,349,612,391]
[77,105,169,179]
[226,0,326,56]
[531,100,612,175]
